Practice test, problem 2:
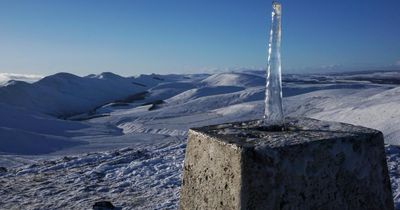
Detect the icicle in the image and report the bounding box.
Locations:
[264,1,284,128]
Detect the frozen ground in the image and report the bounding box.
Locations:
[1,70,400,209]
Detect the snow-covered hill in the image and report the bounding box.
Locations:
[1,70,400,209]
[0,72,187,117]
[0,73,43,86]
[0,103,86,155]
[285,86,400,145]
[201,72,265,87]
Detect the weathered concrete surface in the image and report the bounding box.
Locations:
[179,117,394,210]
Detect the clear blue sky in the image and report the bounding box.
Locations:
[0,0,399,76]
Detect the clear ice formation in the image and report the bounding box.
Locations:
[264,1,284,127]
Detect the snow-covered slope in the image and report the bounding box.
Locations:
[1,70,400,209]
[166,86,245,105]
[0,72,174,117]
[285,86,400,145]
[0,103,87,155]
[201,72,265,87]
[2,70,399,154]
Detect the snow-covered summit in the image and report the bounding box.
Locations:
[201,72,265,87]
[87,72,126,80]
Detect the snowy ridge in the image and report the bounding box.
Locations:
[0,72,174,117]
[201,72,265,87]
[0,73,43,86]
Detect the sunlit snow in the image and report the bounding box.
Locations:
[1,70,400,209]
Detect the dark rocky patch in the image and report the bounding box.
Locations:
[93,201,115,210]
[0,167,7,174]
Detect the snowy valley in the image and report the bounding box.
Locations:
[1,70,400,209]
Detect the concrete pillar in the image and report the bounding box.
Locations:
[179,118,394,210]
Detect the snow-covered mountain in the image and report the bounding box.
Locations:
[1,70,400,209]
[0,72,168,117]
[0,73,43,86]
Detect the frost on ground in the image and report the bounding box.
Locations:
[1,70,400,209]
[1,138,400,209]
[387,145,400,209]
[0,138,185,210]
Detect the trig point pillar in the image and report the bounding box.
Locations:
[179,118,394,209]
